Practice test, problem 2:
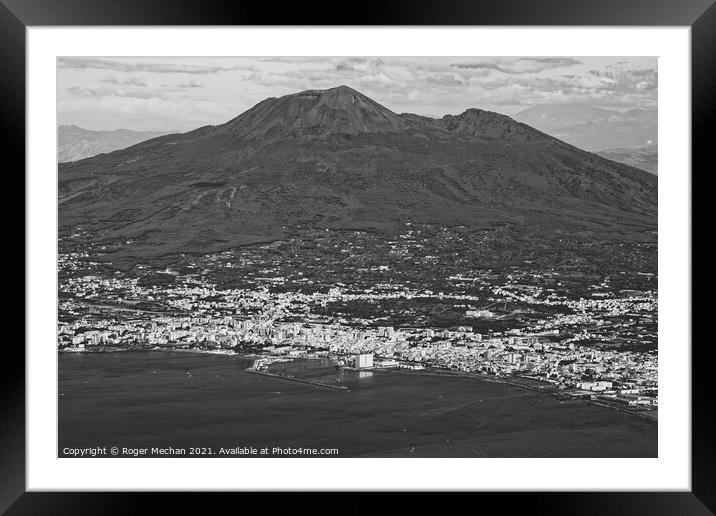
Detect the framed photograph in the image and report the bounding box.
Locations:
[5,0,712,511]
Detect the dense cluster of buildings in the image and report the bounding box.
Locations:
[59,299,657,408]
[58,242,658,412]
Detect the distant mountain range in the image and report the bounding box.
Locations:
[513,104,657,152]
[596,145,658,175]
[58,86,656,263]
[58,125,168,163]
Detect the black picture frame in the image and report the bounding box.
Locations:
[3,0,712,512]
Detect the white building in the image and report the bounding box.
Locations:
[351,353,374,369]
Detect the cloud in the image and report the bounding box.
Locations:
[124,77,149,87]
[228,56,648,114]
[256,57,330,64]
[176,80,205,88]
[426,74,466,87]
[451,57,582,74]
[100,77,148,87]
[473,71,657,108]
[589,68,657,93]
[334,57,386,73]
[57,56,658,130]
[58,57,253,75]
[67,86,162,100]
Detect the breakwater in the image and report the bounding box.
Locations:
[246,368,350,391]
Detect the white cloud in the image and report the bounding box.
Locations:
[57,56,658,130]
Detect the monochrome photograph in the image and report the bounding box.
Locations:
[57,56,658,458]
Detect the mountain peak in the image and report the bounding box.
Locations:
[59,84,657,260]
[220,86,553,143]
[304,84,359,95]
[442,108,548,143]
[222,85,407,137]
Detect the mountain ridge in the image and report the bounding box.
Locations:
[58,86,657,264]
[206,86,556,144]
[513,104,657,152]
[58,125,169,163]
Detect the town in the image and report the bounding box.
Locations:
[58,224,658,420]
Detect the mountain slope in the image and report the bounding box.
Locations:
[513,104,657,152]
[58,125,168,163]
[596,145,658,175]
[58,86,657,262]
[222,85,408,137]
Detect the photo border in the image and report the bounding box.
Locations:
[4,0,712,512]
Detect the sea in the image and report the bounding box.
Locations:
[58,351,657,458]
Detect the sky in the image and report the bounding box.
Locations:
[57,56,658,133]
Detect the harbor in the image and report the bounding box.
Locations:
[246,366,350,391]
[59,351,657,458]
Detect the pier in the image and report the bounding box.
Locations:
[246,368,350,391]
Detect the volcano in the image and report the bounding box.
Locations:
[58,85,657,261]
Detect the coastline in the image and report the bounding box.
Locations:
[391,367,657,423]
[58,350,657,458]
[59,346,656,423]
